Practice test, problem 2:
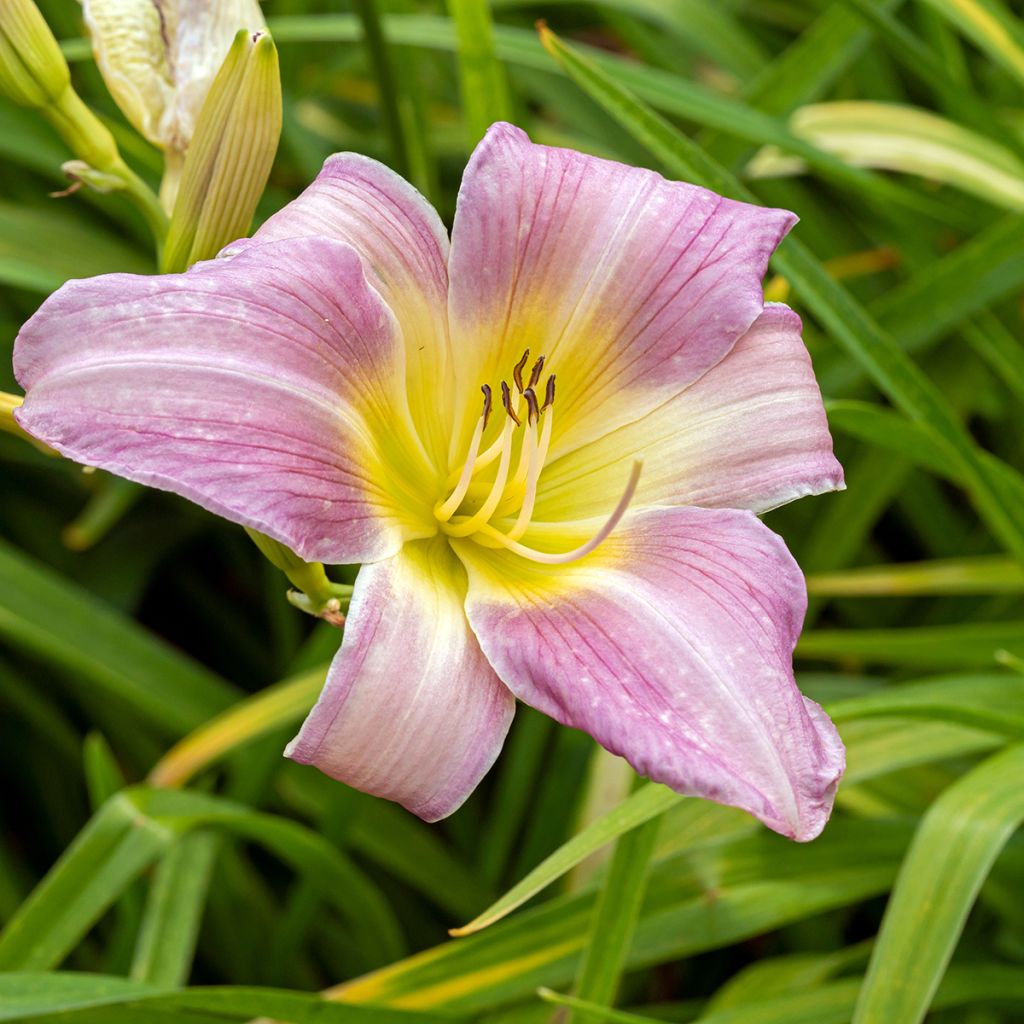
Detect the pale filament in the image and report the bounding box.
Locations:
[505,406,553,541]
[434,392,488,521]
[443,420,514,537]
[474,461,642,565]
[444,388,522,488]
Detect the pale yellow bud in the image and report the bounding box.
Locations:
[161,29,281,272]
[0,0,70,108]
[81,0,264,155]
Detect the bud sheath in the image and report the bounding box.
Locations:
[0,0,69,108]
[162,30,281,272]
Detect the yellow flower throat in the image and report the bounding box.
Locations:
[433,349,641,565]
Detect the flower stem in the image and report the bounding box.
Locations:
[352,0,409,178]
[244,528,352,624]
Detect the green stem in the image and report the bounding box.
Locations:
[353,0,409,177]
[570,778,662,1021]
[244,528,352,623]
[43,86,167,255]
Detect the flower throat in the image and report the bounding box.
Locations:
[433,349,641,565]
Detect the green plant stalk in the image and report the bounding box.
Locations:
[446,0,512,148]
[353,0,409,178]
[570,800,662,1021]
[43,87,167,251]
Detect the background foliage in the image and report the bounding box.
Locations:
[1,1,1023,1022]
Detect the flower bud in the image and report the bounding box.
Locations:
[161,29,281,272]
[82,0,265,156]
[0,0,70,108]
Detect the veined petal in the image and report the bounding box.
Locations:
[456,507,844,841]
[14,236,435,564]
[535,305,845,520]
[447,123,795,459]
[286,539,515,821]
[234,153,452,462]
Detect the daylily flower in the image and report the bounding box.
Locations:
[13,123,846,841]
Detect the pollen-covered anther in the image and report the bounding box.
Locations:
[480,383,492,429]
[523,387,540,425]
[512,349,530,394]
[542,374,556,411]
[500,380,521,427]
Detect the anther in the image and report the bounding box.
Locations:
[528,355,546,388]
[523,387,540,425]
[542,374,556,411]
[480,383,493,429]
[512,349,530,394]
[501,380,521,426]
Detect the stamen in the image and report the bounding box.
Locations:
[542,374,556,411]
[506,404,554,540]
[528,355,546,388]
[458,386,522,481]
[501,381,521,426]
[481,383,492,430]
[474,461,642,564]
[508,415,536,491]
[523,387,540,425]
[444,422,516,537]
[512,349,530,394]
[435,390,489,521]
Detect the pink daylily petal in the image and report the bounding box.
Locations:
[447,123,796,456]
[14,237,435,565]
[456,506,844,841]
[535,304,845,520]
[286,540,515,821]
[234,153,453,460]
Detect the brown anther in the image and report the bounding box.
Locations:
[542,374,556,411]
[512,349,530,394]
[480,383,493,429]
[528,355,546,388]
[524,387,540,425]
[500,380,521,426]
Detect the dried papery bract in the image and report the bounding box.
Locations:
[161,30,282,272]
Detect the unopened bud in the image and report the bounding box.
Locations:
[82,0,265,157]
[0,0,70,108]
[161,29,281,272]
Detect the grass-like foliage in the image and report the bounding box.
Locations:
[2,1,1023,1022]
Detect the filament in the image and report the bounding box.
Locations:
[506,406,554,541]
[443,421,515,537]
[474,461,642,564]
[435,391,488,521]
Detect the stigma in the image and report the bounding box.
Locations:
[433,350,640,565]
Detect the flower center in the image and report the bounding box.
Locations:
[433,350,641,565]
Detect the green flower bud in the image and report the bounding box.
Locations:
[161,29,281,272]
[0,0,70,108]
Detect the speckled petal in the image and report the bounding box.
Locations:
[14,236,434,564]
[287,539,516,821]
[447,122,795,458]
[456,506,844,841]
